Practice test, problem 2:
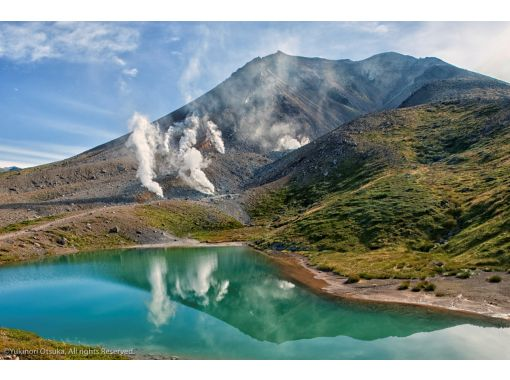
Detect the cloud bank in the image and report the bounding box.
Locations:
[0,22,139,63]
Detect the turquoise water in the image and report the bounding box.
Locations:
[0,247,509,359]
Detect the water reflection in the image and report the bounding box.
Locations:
[0,247,504,347]
[147,257,175,328]
[171,253,230,306]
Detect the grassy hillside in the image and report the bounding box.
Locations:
[136,201,243,238]
[250,100,510,278]
[0,327,127,359]
[0,200,244,265]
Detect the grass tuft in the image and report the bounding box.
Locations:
[487,275,502,283]
[344,276,360,284]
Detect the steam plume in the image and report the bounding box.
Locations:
[126,112,164,197]
[127,113,225,196]
[206,121,225,154]
[276,134,310,151]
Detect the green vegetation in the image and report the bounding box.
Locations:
[409,281,436,292]
[249,101,510,279]
[0,215,61,234]
[0,327,127,359]
[344,275,360,284]
[487,275,502,283]
[456,270,471,279]
[397,281,410,290]
[194,226,269,243]
[49,227,133,252]
[137,201,243,238]
[0,200,248,266]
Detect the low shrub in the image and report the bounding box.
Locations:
[316,264,333,272]
[456,271,470,279]
[410,281,436,292]
[344,276,360,284]
[359,273,373,280]
[397,281,410,290]
[487,275,502,283]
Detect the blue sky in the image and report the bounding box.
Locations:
[1,21,509,167]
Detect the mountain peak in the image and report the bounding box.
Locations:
[362,51,414,61]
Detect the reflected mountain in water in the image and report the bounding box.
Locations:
[9,247,496,343]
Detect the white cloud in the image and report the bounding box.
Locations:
[122,67,138,77]
[0,22,140,63]
[18,114,120,140]
[29,92,116,117]
[113,55,127,66]
[0,144,70,161]
[0,139,88,167]
[396,22,510,82]
[0,160,37,168]
[178,24,229,103]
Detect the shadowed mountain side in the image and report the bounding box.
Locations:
[400,78,510,107]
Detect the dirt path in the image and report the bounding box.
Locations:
[0,205,129,242]
[127,241,246,249]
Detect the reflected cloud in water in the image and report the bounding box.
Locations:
[147,257,176,328]
[172,253,230,306]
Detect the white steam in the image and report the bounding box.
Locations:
[126,112,164,197]
[276,135,310,151]
[126,113,225,196]
[242,120,311,152]
[206,120,225,154]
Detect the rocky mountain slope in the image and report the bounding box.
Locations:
[2,51,509,219]
[158,51,508,153]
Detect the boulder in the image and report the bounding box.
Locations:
[109,226,120,234]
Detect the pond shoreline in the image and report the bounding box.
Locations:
[261,249,510,324]
[128,240,510,324]
[2,238,509,324]
[1,242,509,360]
